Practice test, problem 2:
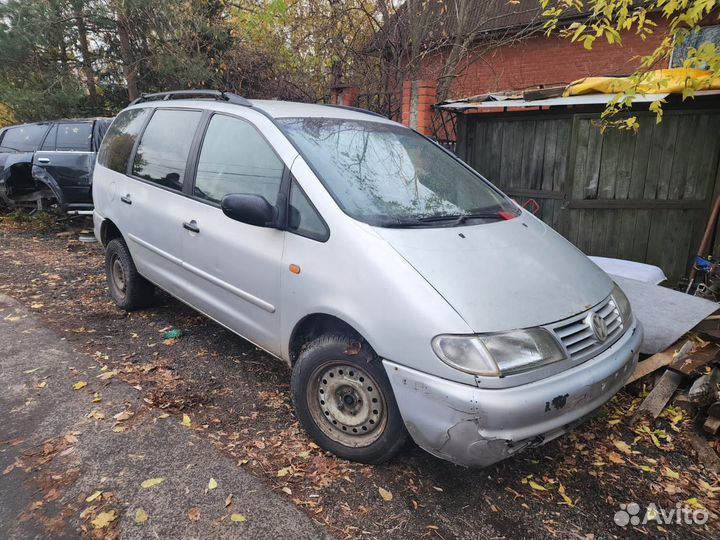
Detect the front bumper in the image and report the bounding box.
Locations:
[384,319,642,467]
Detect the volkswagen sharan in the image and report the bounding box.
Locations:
[92,90,643,467]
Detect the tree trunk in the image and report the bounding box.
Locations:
[115,1,138,102]
[71,1,97,104]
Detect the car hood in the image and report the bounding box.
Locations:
[374,214,612,332]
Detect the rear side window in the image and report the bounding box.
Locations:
[132,109,202,191]
[0,124,48,152]
[56,122,92,151]
[98,108,151,173]
[193,114,284,204]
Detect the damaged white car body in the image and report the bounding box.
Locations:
[93,90,642,468]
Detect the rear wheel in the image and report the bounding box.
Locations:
[291,334,408,464]
[105,238,154,310]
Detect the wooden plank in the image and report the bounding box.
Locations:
[583,121,604,199]
[688,433,720,474]
[630,369,684,424]
[628,121,653,200]
[655,115,679,200]
[568,199,706,209]
[614,130,636,200]
[597,127,620,199]
[627,349,677,385]
[570,118,590,201]
[667,115,694,201]
[669,343,720,376]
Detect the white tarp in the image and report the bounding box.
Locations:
[613,276,718,355]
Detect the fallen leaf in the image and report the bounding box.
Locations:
[188,508,200,522]
[112,426,126,433]
[378,487,393,501]
[613,440,632,455]
[140,478,164,489]
[608,451,626,464]
[85,490,103,503]
[88,410,105,420]
[277,467,291,478]
[92,510,117,529]
[30,303,43,309]
[35,381,47,389]
[230,513,246,523]
[135,508,148,524]
[158,413,169,419]
[182,414,191,427]
[281,487,292,495]
[208,478,218,490]
[24,368,41,374]
[113,410,132,422]
[225,494,233,507]
[73,381,87,390]
[558,484,574,506]
[97,371,115,380]
[529,480,547,491]
[663,467,680,479]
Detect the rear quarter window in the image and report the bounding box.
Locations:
[97,108,151,173]
[0,124,48,152]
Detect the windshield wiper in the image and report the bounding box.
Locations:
[416,212,504,226]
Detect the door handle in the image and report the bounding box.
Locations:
[37,158,50,164]
[183,220,200,233]
[120,195,132,205]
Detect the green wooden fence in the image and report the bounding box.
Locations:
[456,107,720,284]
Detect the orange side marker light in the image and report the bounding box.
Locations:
[289,264,301,274]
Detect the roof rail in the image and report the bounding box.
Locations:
[322,104,387,119]
[130,90,252,107]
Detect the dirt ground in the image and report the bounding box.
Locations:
[1,214,719,540]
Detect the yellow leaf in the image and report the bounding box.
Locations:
[135,508,148,524]
[73,381,87,390]
[281,487,292,495]
[230,513,247,522]
[663,467,680,479]
[378,487,393,501]
[36,381,47,389]
[92,510,117,529]
[85,490,103,503]
[158,413,169,419]
[529,480,547,491]
[558,484,574,506]
[684,497,705,509]
[141,477,164,488]
[608,452,625,464]
[112,426,126,433]
[182,414,191,427]
[613,440,632,454]
[208,478,218,490]
[277,467,291,477]
[308,442,319,449]
[30,303,43,309]
[638,465,656,473]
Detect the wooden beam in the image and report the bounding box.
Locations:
[631,369,685,424]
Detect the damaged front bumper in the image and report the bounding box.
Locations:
[384,319,642,467]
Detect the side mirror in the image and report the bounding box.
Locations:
[221,193,276,227]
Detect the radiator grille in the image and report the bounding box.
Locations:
[550,295,625,363]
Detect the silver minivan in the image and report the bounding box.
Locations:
[93,90,643,467]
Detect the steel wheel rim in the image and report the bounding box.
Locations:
[307,362,387,447]
[111,256,126,296]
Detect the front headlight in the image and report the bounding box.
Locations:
[432,328,567,377]
[611,283,632,322]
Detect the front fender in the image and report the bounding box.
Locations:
[31,165,65,206]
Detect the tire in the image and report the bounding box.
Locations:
[105,238,154,310]
[291,334,408,464]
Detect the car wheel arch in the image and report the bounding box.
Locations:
[288,313,378,365]
[100,218,124,247]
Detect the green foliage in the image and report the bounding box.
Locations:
[542,0,720,128]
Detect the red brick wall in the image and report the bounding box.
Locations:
[415,19,669,99]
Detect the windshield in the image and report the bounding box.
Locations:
[277,117,517,227]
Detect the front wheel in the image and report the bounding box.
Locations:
[291,334,408,464]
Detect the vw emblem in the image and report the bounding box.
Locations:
[585,312,608,342]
